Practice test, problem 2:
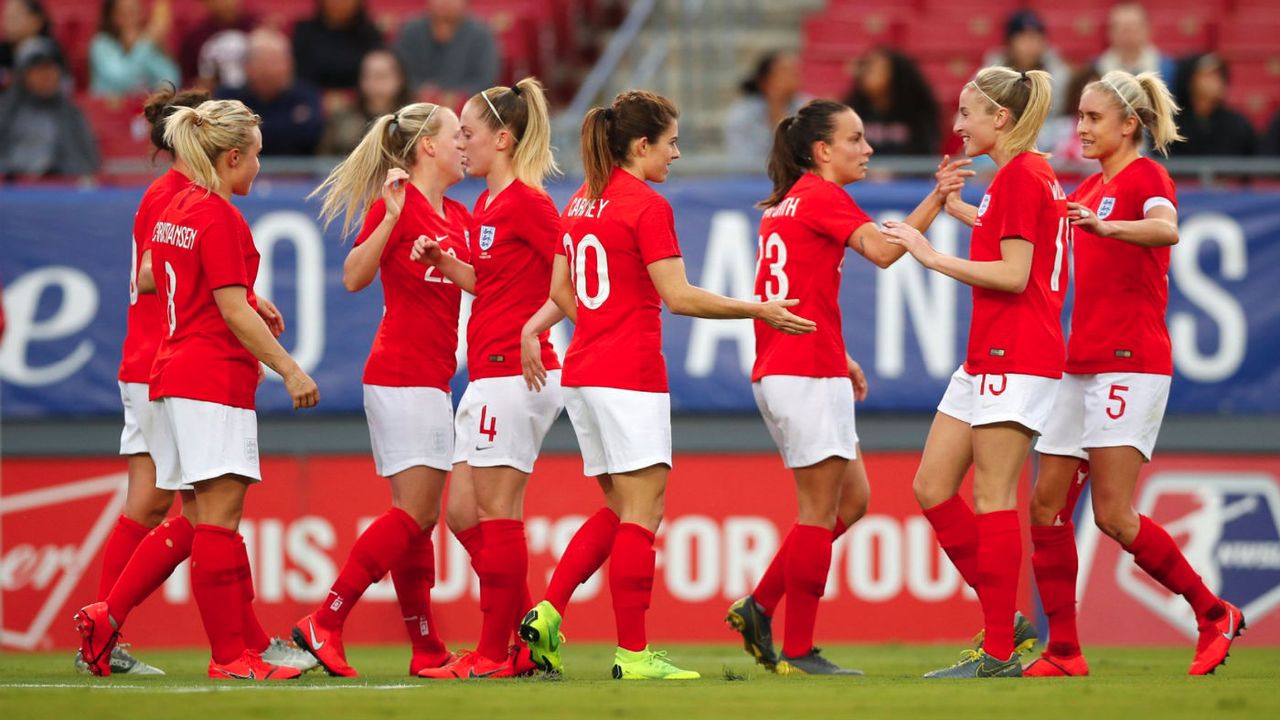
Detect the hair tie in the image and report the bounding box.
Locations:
[603,108,615,121]
[193,114,204,127]
[1020,71,1029,81]
[510,84,522,97]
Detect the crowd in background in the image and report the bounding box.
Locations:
[1,0,1278,180]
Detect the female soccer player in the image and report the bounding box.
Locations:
[407,77,563,680]
[75,90,313,678]
[516,90,815,680]
[881,66,1066,679]
[726,99,973,675]
[1026,70,1243,677]
[293,101,469,678]
[77,99,320,680]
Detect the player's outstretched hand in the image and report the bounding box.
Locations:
[382,168,409,219]
[882,221,936,264]
[1067,201,1107,235]
[285,368,319,409]
[256,296,285,337]
[758,298,816,335]
[934,155,974,200]
[521,331,548,392]
[409,234,444,266]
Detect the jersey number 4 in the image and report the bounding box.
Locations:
[565,233,611,309]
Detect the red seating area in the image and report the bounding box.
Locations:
[801,0,1280,131]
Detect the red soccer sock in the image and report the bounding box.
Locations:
[781,524,834,658]
[976,511,1022,661]
[754,518,848,618]
[476,520,529,662]
[923,495,981,589]
[390,528,448,661]
[235,534,269,653]
[454,524,484,574]
[1125,514,1222,620]
[609,523,656,652]
[191,524,247,664]
[1031,523,1081,657]
[97,515,151,601]
[104,515,194,626]
[1055,460,1091,527]
[546,507,620,616]
[316,507,420,630]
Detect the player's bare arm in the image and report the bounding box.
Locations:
[213,285,318,409]
[1070,201,1178,247]
[882,221,1033,293]
[342,169,409,292]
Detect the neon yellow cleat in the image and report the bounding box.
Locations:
[518,600,564,673]
[611,646,701,680]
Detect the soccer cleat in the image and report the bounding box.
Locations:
[292,613,358,677]
[1189,601,1246,676]
[1023,651,1090,677]
[509,644,539,676]
[417,649,516,679]
[775,647,864,676]
[208,650,303,680]
[74,643,166,676]
[611,646,701,680]
[725,596,779,671]
[971,610,1039,655]
[924,649,1023,679]
[73,601,119,677]
[518,600,565,673]
[409,649,457,677]
[261,636,319,673]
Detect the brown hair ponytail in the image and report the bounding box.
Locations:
[580,90,678,199]
[759,99,848,208]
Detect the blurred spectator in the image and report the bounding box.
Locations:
[1172,53,1255,156]
[0,38,99,179]
[394,0,499,104]
[319,48,409,155]
[842,48,939,156]
[179,0,257,89]
[723,51,807,158]
[1,0,62,90]
[218,28,323,156]
[1262,109,1280,155]
[293,0,383,90]
[90,0,180,97]
[1094,2,1175,81]
[982,9,1070,113]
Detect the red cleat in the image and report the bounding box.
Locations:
[417,649,515,679]
[509,643,538,676]
[292,613,358,677]
[73,601,119,677]
[1189,601,1246,676]
[1024,652,1090,677]
[408,649,456,676]
[208,650,302,680]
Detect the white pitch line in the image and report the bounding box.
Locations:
[0,683,426,693]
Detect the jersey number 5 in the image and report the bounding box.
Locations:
[757,232,789,301]
[567,232,610,309]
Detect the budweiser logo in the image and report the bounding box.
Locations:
[1,473,127,650]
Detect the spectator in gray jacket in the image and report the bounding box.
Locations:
[0,38,99,179]
[393,0,499,107]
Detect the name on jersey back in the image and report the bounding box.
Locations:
[762,197,800,219]
[152,221,198,250]
[565,198,611,218]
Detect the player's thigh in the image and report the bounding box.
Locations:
[914,411,974,509]
[472,464,530,522]
[446,462,478,532]
[971,422,1033,513]
[1087,445,1145,543]
[124,454,174,527]
[191,474,252,530]
[838,449,871,526]
[388,465,448,529]
[793,456,846,529]
[609,464,669,531]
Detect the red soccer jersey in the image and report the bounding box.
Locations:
[558,168,682,392]
[149,187,261,409]
[467,180,562,380]
[1066,157,1176,375]
[356,185,470,390]
[751,173,874,382]
[965,151,1070,378]
[119,169,189,384]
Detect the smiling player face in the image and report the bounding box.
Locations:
[1076,87,1139,161]
[954,85,1002,158]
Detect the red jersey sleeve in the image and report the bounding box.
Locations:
[810,188,874,247]
[989,164,1045,244]
[1128,161,1178,213]
[636,198,682,265]
[354,199,390,248]
[529,191,562,258]
[200,210,250,290]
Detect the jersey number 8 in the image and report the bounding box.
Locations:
[566,233,611,309]
[164,261,178,336]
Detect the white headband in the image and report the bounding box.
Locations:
[481,90,504,125]
[1102,78,1144,126]
[967,81,1006,112]
[401,103,440,156]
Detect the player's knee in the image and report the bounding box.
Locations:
[125,491,175,528]
[406,504,440,531]
[1092,506,1134,541]
[912,474,947,509]
[1029,493,1060,527]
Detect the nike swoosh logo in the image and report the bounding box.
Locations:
[1223,612,1237,640]
[221,669,255,680]
[468,667,502,678]
[976,659,1007,678]
[309,620,326,650]
[474,445,492,451]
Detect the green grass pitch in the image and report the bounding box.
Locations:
[3,644,1278,719]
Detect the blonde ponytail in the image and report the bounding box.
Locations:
[1088,70,1184,156]
[970,66,1054,157]
[309,102,445,238]
[466,76,561,189]
[162,100,261,193]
